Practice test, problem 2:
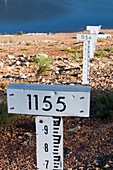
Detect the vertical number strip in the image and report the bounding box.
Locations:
[36,116,63,170]
[36,116,53,170]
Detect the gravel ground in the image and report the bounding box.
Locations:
[0,30,113,169]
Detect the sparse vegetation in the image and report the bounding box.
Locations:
[33,54,53,76]
[9,38,14,43]
[25,41,32,46]
[62,47,77,52]
[95,49,107,57]
[0,102,17,126]
[3,32,7,35]
[96,92,113,120]
[104,47,113,52]
[8,52,14,55]
[16,31,24,35]
[68,53,82,60]
[62,47,75,52]
[21,48,29,51]
[62,46,82,53]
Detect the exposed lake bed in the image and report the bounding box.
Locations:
[0,29,113,169]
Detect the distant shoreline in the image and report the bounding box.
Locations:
[0,28,113,36]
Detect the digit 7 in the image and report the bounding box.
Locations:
[45,160,49,169]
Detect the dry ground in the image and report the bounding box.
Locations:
[0,30,113,169]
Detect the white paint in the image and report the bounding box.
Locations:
[86,25,101,58]
[7,84,90,117]
[36,116,63,170]
[86,25,101,34]
[77,34,96,84]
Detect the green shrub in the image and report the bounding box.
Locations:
[96,92,113,120]
[34,54,52,76]
[0,102,17,126]
[62,46,83,53]
[3,32,7,35]
[25,41,32,46]
[95,49,107,57]
[68,53,81,60]
[16,31,24,35]
[9,38,14,43]
[0,102,8,125]
[104,47,113,52]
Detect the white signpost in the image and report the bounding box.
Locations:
[86,25,101,34]
[86,25,101,58]
[7,83,90,170]
[76,26,103,84]
[77,34,96,84]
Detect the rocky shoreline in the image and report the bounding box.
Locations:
[0,30,113,169]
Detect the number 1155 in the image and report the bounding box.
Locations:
[27,94,66,112]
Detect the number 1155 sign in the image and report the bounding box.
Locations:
[7,84,90,117]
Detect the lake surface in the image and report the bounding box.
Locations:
[0,0,113,34]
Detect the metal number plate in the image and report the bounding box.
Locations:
[77,34,94,41]
[36,116,63,170]
[7,84,90,117]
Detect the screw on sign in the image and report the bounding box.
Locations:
[7,83,90,170]
[77,34,97,85]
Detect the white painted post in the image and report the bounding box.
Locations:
[83,39,90,84]
[7,84,90,170]
[77,34,96,84]
[36,116,63,170]
[86,25,101,34]
[86,25,101,58]
[90,35,97,59]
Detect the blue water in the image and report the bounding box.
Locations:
[0,0,113,34]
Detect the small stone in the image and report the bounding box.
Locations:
[42,78,46,83]
[104,164,110,168]
[27,55,35,62]
[21,75,27,79]
[8,54,15,60]
[16,60,21,66]
[22,141,27,146]
[24,132,32,137]
[18,136,23,139]
[18,54,26,61]
[24,61,29,66]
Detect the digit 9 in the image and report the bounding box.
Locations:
[44,125,48,135]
